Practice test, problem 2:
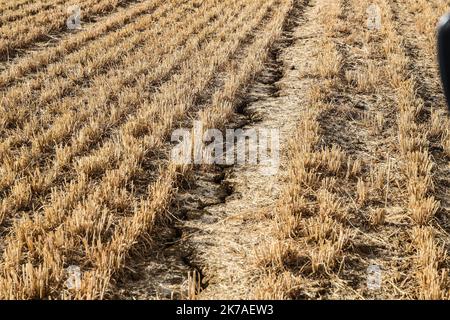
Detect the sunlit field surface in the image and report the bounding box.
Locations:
[0,0,448,300]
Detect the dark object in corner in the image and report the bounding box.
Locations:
[438,13,450,112]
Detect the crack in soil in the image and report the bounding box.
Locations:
[176,0,315,300]
[112,0,312,299]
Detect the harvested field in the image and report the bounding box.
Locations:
[0,0,448,300]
